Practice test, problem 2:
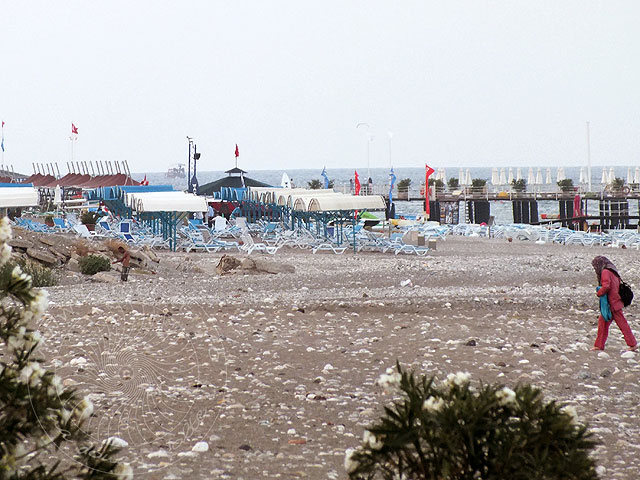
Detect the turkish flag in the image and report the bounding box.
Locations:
[354,171,361,195]
[71,123,78,134]
[235,144,239,158]
[425,164,435,215]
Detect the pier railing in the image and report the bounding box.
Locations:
[333,183,640,202]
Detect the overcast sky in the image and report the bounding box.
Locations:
[1,1,639,174]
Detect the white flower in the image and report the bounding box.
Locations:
[19,362,45,387]
[105,437,129,448]
[495,387,517,407]
[444,371,471,388]
[561,405,578,425]
[423,395,446,413]
[29,290,49,320]
[13,442,26,459]
[0,217,12,243]
[344,448,359,473]
[60,408,72,424]
[24,330,43,352]
[11,265,29,282]
[113,463,133,480]
[392,473,409,480]
[0,243,12,265]
[363,430,383,450]
[74,398,94,422]
[7,326,26,353]
[47,375,64,397]
[377,367,401,390]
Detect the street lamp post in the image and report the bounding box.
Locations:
[356,123,373,190]
[191,146,200,194]
[186,136,193,192]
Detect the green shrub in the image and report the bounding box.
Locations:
[0,217,130,478]
[610,177,625,192]
[0,259,57,288]
[81,210,101,225]
[511,178,527,192]
[79,254,111,275]
[447,177,459,189]
[471,178,487,188]
[307,179,323,189]
[558,178,575,192]
[345,364,598,480]
[397,178,411,191]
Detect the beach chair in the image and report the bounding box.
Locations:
[239,233,279,255]
[96,219,119,237]
[73,224,98,239]
[53,218,72,232]
[182,231,221,253]
[311,242,347,254]
[386,233,429,255]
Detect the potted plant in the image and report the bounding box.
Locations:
[610,177,625,192]
[397,178,411,200]
[471,178,487,194]
[557,179,575,192]
[511,179,527,193]
[428,178,445,193]
[44,215,54,227]
[81,210,101,231]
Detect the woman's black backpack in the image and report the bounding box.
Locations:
[606,268,633,308]
[619,280,634,307]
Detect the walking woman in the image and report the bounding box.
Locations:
[591,256,638,351]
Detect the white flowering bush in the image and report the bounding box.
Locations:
[346,363,599,480]
[0,218,130,479]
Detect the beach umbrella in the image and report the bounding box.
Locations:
[608,167,616,184]
[578,167,586,184]
[546,167,552,184]
[281,172,291,189]
[628,167,634,185]
[635,167,640,184]
[559,167,566,182]
[465,169,472,186]
[459,168,465,185]
[516,168,522,181]
[491,167,499,185]
[601,167,607,184]
[441,168,447,185]
[54,185,62,205]
[536,168,543,185]
[508,168,514,184]
[499,168,507,185]
[527,167,535,185]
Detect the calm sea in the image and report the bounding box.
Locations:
[133,166,639,225]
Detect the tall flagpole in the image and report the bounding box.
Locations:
[586,121,592,193]
[1,121,5,170]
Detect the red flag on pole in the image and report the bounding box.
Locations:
[235,144,239,158]
[71,123,78,134]
[141,175,149,186]
[425,164,435,216]
[354,171,361,195]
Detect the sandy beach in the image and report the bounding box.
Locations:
[35,236,640,479]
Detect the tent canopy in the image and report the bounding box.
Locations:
[307,195,386,212]
[125,191,207,212]
[0,187,39,208]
